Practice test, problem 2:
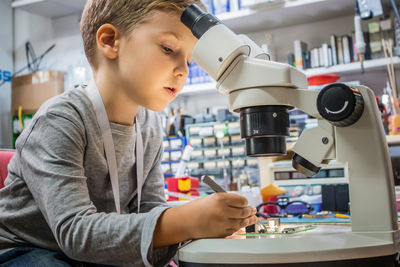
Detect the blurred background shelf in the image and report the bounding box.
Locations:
[182,57,400,96]
[218,0,356,33]
[11,0,368,31]
[12,0,86,18]
[304,57,400,76]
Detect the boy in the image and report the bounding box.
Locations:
[0,1,258,266]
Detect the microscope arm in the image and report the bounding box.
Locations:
[237,34,270,60]
[216,55,308,94]
[291,120,336,176]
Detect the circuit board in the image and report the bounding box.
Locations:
[231,224,316,237]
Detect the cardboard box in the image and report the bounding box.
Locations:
[11,70,64,115]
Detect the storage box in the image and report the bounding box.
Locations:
[11,71,65,115]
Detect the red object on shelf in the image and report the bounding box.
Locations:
[167,177,200,201]
[167,177,199,193]
[308,74,340,86]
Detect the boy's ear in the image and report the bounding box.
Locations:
[96,24,121,60]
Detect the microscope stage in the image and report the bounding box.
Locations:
[179,225,400,265]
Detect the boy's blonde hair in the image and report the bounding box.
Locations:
[81,0,206,68]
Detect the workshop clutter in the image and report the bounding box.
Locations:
[291,16,394,71]
[167,177,200,201]
[162,137,187,178]
[11,70,65,147]
[389,114,400,135]
[260,184,286,215]
[239,185,262,207]
[11,70,64,115]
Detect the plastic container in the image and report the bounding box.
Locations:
[307,74,340,86]
[167,177,199,193]
[290,194,322,212]
[251,186,263,207]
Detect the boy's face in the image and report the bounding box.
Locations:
[117,11,198,112]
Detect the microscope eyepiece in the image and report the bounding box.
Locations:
[181,4,221,39]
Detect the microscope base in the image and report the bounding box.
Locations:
[180,254,398,267]
[178,225,400,266]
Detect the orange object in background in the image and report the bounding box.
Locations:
[260,184,286,215]
[389,114,400,135]
[261,184,286,202]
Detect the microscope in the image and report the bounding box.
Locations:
[178,4,400,266]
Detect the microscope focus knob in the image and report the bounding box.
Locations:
[317,83,364,127]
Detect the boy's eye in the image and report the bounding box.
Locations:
[162,45,174,53]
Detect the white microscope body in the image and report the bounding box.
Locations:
[179,4,400,266]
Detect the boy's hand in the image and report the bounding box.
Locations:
[153,193,257,248]
[181,193,258,239]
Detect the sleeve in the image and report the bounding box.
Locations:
[129,140,179,265]
[19,111,175,267]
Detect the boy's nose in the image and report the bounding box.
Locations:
[174,60,189,77]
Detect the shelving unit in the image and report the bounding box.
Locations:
[182,57,400,96]
[182,121,260,187]
[12,0,376,30]
[182,144,245,151]
[304,57,400,76]
[219,0,355,33]
[12,0,85,18]
[161,136,187,178]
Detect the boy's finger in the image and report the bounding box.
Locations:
[224,193,248,208]
[225,206,256,219]
[250,215,258,225]
[229,216,255,230]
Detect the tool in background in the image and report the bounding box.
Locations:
[201,175,266,232]
[175,144,194,178]
[166,108,187,137]
[0,42,56,88]
[391,0,400,55]
[166,109,176,137]
[215,130,230,191]
[18,106,24,131]
[354,0,386,73]
[201,174,225,193]
[382,38,399,118]
[354,1,366,73]
[175,108,183,136]
[357,0,383,19]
